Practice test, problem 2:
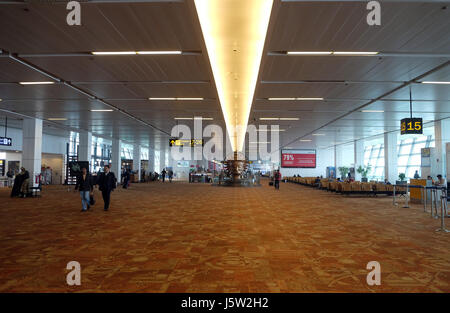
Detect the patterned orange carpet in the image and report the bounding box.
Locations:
[0,180,449,292]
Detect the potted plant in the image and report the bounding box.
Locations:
[357,164,371,182]
[338,166,349,180]
[397,173,407,185]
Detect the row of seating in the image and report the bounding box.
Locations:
[286,177,406,196]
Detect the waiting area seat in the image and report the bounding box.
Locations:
[286,176,406,197]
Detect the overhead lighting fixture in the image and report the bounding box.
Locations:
[361,110,384,113]
[149,97,204,101]
[333,51,379,56]
[194,0,274,152]
[48,118,67,121]
[174,117,213,120]
[19,81,55,85]
[268,97,323,101]
[279,117,299,121]
[137,51,182,55]
[90,109,114,112]
[287,51,332,55]
[91,51,136,55]
[285,51,378,56]
[257,129,285,132]
[259,117,279,120]
[421,81,450,85]
[300,139,312,142]
[312,133,325,136]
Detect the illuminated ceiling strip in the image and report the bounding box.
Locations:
[194,0,274,152]
[268,97,324,100]
[149,97,204,101]
[92,51,182,55]
[421,81,450,85]
[19,81,55,85]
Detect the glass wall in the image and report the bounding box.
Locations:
[91,136,112,173]
[364,141,384,181]
[363,126,435,181]
[397,132,434,179]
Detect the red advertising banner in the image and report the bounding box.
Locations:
[281,149,316,168]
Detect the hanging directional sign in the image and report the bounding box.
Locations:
[401,118,423,135]
[169,138,204,147]
[0,137,12,146]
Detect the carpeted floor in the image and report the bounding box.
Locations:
[0,180,449,292]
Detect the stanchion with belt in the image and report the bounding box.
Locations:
[436,187,449,233]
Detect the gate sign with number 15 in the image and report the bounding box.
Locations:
[401,118,422,135]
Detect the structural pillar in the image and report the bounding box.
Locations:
[354,140,364,181]
[384,131,398,183]
[435,118,450,179]
[111,138,121,183]
[133,144,141,182]
[78,131,92,164]
[22,118,43,187]
[148,147,155,173]
[160,148,166,171]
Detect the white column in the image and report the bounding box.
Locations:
[335,145,344,177]
[78,131,92,163]
[111,138,121,182]
[435,118,450,179]
[133,144,141,182]
[148,147,155,173]
[384,131,398,183]
[22,118,43,187]
[354,140,364,181]
[160,149,166,171]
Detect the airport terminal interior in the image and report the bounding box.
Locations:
[0,0,449,293]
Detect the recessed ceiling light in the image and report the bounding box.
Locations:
[279,117,299,121]
[287,51,332,55]
[137,51,182,55]
[300,139,312,142]
[259,118,279,120]
[257,129,285,132]
[267,97,323,101]
[149,97,204,101]
[90,109,114,112]
[91,51,136,55]
[296,97,323,101]
[361,110,384,113]
[267,98,296,101]
[421,81,450,85]
[312,133,325,136]
[48,118,67,121]
[19,81,55,85]
[333,51,379,55]
[174,117,213,120]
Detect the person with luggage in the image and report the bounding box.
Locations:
[75,166,94,212]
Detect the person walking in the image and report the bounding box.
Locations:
[75,167,93,212]
[122,168,130,189]
[168,169,173,183]
[161,168,167,183]
[97,165,117,211]
[6,168,14,188]
[414,170,420,179]
[274,169,281,190]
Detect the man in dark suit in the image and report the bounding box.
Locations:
[97,165,117,211]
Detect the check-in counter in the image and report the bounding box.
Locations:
[410,179,427,201]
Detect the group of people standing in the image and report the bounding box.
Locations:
[75,165,117,212]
